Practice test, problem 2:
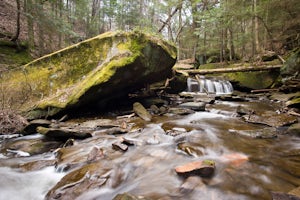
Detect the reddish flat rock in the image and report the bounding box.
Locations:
[175,160,215,177]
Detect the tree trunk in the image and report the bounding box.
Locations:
[11,0,21,44]
[25,0,35,52]
[177,4,182,60]
[37,0,45,56]
[229,27,235,60]
[254,0,260,53]
[176,64,282,75]
[158,6,179,33]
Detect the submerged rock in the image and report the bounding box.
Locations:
[178,176,205,194]
[1,31,176,119]
[113,193,145,200]
[237,127,278,139]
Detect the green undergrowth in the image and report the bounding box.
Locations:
[0,41,32,68]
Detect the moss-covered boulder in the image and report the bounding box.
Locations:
[1,31,176,119]
[281,48,300,79]
[224,70,280,90]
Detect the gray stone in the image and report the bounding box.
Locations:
[133,102,152,121]
[178,102,206,111]
[37,127,92,140]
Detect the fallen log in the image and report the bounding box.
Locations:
[176,64,282,75]
[251,88,279,93]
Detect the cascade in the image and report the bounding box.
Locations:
[187,75,233,95]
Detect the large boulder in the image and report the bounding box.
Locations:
[1,31,176,119]
[281,48,300,79]
[226,71,280,90]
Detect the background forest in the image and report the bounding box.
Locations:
[1,0,300,64]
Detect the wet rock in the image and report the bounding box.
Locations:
[55,144,102,171]
[62,138,75,147]
[217,95,246,102]
[236,105,254,116]
[80,119,118,129]
[133,102,152,121]
[286,95,300,108]
[121,137,137,146]
[177,142,204,157]
[178,176,205,194]
[141,98,168,108]
[22,119,51,135]
[92,127,127,135]
[166,127,187,137]
[286,123,300,136]
[179,92,215,104]
[178,102,206,111]
[37,127,92,140]
[112,142,128,152]
[193,94,215,104]
[150,104,160,114]
[1,136,62,157]
[168,107,194,115]
[221,153,249,167]
[87,146,104,162]
[240,127,278,139]
[243,112,298,128]
[113,193,143,200]
[46,162,110,200]
[289,186,300,198]
[175,160,215,178]
[159,105,169,114]
[271,191,300,200]
[270,92,298,102]
[19,160,57,172]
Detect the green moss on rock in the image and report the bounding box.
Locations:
[1,31,176,119]
[224,70,280,90]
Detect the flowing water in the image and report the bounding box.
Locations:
[0,166,64,200]
[187,76,233,95]
[0,95,299,199]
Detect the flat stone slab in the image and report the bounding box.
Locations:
[175,160,215,178]
[178,102,206,111]
[243,112,297,127]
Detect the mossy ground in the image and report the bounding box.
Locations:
[0,41,32,68]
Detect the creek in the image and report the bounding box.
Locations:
[0,80,299,200]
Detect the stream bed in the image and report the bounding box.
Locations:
[0,92,299,200]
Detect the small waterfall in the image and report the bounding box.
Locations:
[187,75,233,95]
